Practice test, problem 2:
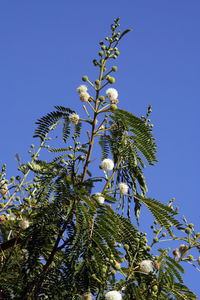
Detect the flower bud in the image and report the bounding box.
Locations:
[108,77,115,84]
[172,248,180,259]
[185,227,191,234]
[82,76,88,82]
[110,104,117,111]
[179,244,188,255]
[112,66,117,72]
[99,51,104,57]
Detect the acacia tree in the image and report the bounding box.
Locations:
[0,18,199,300]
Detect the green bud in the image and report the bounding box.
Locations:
[79,155,85,161]
[16,196,20,201]
[99,51,104,57]
[31,144,34,148]
[68,154,74,159]
[115,51,120,56]
[108,77,115,84]
[6,209,11,214]
[117,243,121,247]
[99,96,105,101]
[115,37,119,41]
[111,269,116,275]
[93,59,98,66]
[155,255,159,260]
[99,41,104,45]
[0,203,4,208]
[105,37,109,40]
[188,223,194,229]
[95,80,100,86]
[101,45,106,50]
[162,232,166,237]
[113,55,117,59]
[82,76,88,82]
[153,237,158,243]
[187,255,194,261]
[110,104,117,111]
[3,195,7,200]
[185,228,191,234]
[146,246,151,251]
[124,244,129,251]
[152,285,158,292]
[112,66,117,72]
[10,176,15,183]
[103,66,107,72]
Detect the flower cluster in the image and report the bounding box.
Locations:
[139,260,153,274]
[100,159,114,171]
[77,85,90,102]
[119,182,128,195]
[105,290,121,300]
[19,219,30,230]
[93,193,105,205]
[69,113,80,125]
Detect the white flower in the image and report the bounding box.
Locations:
[0,180,8,195]
[139,260,153,274]
[69,113,80,125]
[106,88,118,101]
[7,214,16,221]
[119,182,128,195]
[94,193,105,205]
[19,219,30,230]
[105,290,121,300]
[80,92,90,102]
[77,85,88,94]
[100,159,114,171]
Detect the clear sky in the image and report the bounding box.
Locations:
[0,0,200,296]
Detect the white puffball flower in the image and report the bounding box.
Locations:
[106,88,118,101]
[0,180,8,195]
[94,193,105,205]
[105,290,122,300]
[19,219,30,230]
[100,159,114,171]
[77,85,88,94]
[69,113,80,125]
[80,92,90,102]
[7,214,16,221]
[119,182,128,195]
[139,260,153,274]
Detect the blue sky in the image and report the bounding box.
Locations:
[0,0,200,296]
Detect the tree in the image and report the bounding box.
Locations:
[0,18,199,300]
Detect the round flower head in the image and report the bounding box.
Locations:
[100,159,114,171]
[77,85,88,94]
[105,291,121,300]
[80,92,90,102]
[106,88,118,101]
[139,260,153,274]
[119,182,128,195]
[69,113,80,125]
[94,193,105,205]
[19,219,30,230]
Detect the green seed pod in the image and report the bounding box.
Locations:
[124,244,129,251]
[110,104,117,111]
[108,77,115,84]
[82,76,88,82]
[112,66,118,72]
[185,228,191,234]
[99,96,105,101]
[99,51,104,57]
